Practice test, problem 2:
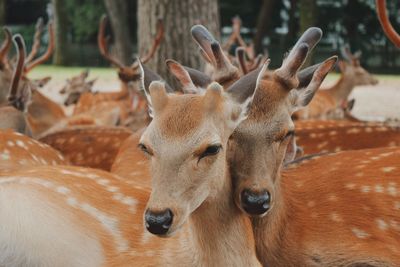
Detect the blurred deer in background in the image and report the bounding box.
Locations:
[0,35,33,136]
[60,70,97,106]
[294,46,378,120]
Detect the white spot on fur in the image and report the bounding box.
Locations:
[80,202,129,252]
[330,212,342,222]
[374,184,384,193]
[67,197,78,207]
[351,228,370,239]
[97,179,110,186]
[345,183,356,190]
[1,153,10,160]
[361,185,370,193]
[16,140,28,149]
[107,186,118,193]
[346,128,360,134]
[376,218,388,230]
[56,186,70,195]
[381,167,396,173]
[7,141,14,147]
[387,185,397,197]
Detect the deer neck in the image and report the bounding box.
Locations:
[187,165,260,267]
[326,72,356,104]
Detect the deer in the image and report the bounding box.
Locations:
[0,71,263,266]
[294,46,378,120]
[0,34,33,136]
[0,27,13,104]
[220,27,400,266]
[376,0,400,48]
[71,15,164,125]
[0,19,66,137]
[60,70,97,106]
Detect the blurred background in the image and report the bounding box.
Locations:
[1,0,399,72]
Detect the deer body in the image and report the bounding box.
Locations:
[253,147,400,266]
[295,121,400,156]
[0,129,67,175]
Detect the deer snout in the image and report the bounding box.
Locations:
[240,189,271,216]
[145,208,174,236]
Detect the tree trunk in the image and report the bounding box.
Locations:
[299,0,317,66]
[0,0,5,26]
[138,0,220,85]
[104,0,132,65]
[52,0,69,65]
[253,0,276,55]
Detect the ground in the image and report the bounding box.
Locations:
[29,66,400,120]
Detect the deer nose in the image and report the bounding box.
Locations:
[241,189,271,215]
[145,209,173,235]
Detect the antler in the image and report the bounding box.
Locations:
[8,34,26,110]
[26,18,44,63]
[140,18,164,64]
[98,15,125,69]
[376,0,400,48]
[235,47,248,74]
[24,21,55,73]
[0,27,12,65]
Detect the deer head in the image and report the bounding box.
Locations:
[98,15,163,84]
[0,28,13,104]
[0,35,34,136]
[339,46,378,86]
[139,62,258,236]
[227,28,337,217]
[60,70,96,106]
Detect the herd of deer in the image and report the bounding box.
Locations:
[0,0,399,266]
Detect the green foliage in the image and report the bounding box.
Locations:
[65,0,106,43]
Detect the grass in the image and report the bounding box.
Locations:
[28,65,118,81]
[28,65,400,83]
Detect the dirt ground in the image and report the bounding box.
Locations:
[38,72,400,120]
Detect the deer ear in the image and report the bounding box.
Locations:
[166,59,201,94]
[290,56,337,111]
[283,135,298,165]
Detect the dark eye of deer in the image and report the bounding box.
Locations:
[199,145,222,159]
[138,143,152,156]
[284,130,295,140]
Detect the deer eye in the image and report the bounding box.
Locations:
[138,143,153,156]
[199,144,222,160]
[284,130,295,140]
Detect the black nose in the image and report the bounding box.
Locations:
[145,209,173,235]
[241,189,271,215]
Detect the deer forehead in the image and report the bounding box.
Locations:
[149,94,226,138]
[248,81,289,120]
